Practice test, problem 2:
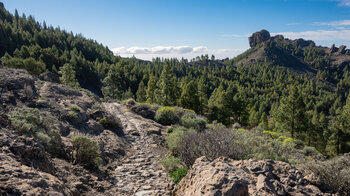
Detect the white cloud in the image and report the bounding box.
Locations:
[111,46,246,60]
[336,0,350,7]
[272,30,350,41]
[112,46,208,55]
[313,20,350,26]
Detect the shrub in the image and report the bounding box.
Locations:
[306,154,350,194]
[262,130,279,139]
[155,107,179,125]
[68,112,78,119]
[39,97,46,100]
[69,105,81,112]
[7,107,64,156]
[166,127,174,133]
[180,113,206,132]
[170,167,188,184]
[160,154,181,173]
[91,102,105,111]
[166,126,189,153]
[71,136,102,167]
[177,125,242,166]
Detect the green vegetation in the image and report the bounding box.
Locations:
[155,106,179,125]
[0,3,349,157]
[169,167,188,184]
[71,136,102,167]
[69,105,81,112]
[306,154,350,195]
[68,112,78,119]
[7,107,64,156]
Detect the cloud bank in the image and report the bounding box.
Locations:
[272,30,350,41]
[335,0,350,7]
[111,46,245,60]
[112,46,208,55]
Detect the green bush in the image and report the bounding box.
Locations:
[166,126,174,133]
[166,126,189,153]
[306,154,350,194]
[69,105,81,112]
[68,112,78,119]
[263,130,279,139]
[160,154,181,173]
[180,113,206,132]
[170,167,188,184]
[155,106,179,125]
[7,107,64,156]
[71,136,102,167]
[2,56,46,76]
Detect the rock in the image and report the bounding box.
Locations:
[338,45,347,54]
[248,29,271,47]
[174,156,249,196]
[39,72,60,83]
[126,98,136,107]
[327,44,338,54]
[174,156,327,196]
[292,38,315,48]
[273,34,285,41]
[131,104,156,120]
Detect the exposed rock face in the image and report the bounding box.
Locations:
[248,29,271,47]
[39,71,60,83]
[327,44,338,54]
[338,45,347,54]
[292,38,315,48]
[174,156,325,196]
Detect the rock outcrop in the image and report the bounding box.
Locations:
[174,156,325,196]
[248,29,271,47]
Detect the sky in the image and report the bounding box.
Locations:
[2,0,350,60]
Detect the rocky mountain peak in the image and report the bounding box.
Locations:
[248,29,271,47]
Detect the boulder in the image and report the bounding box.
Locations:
[248,30,271,47]
[327,44,338,54]
[174,156,325,196]
[338,45,347,54]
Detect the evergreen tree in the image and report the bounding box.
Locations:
[179,80,200,113]
[136,81,147,102]
[157,64,177,106]
[58,63,79,88]
[197,77,208,114]
[102,65,122,99]
[259,112,269,130]
[274,86,307,138]
[146,75,157,103]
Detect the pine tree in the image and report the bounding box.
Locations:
[179,80,200,113]
[157,64,177,106]
[58,63,80,88]
[259,112,269,130]
[196,77,208,114]
[146,75,157,103]
[136,81,147,102]
[102,65,122,99]
[274,86,307,138]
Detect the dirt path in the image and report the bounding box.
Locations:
[103,103,173,196]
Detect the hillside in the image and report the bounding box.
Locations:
[1,2,350,195]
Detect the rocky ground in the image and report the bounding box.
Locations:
[174,156,332,196]
[0,68,173,195]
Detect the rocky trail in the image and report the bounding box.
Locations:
[103,103,173,196]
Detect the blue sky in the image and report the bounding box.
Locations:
[2,0,350,60]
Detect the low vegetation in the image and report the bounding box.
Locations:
[71,136,102,168]
[155,106,179,125]
[7,107,65,156]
